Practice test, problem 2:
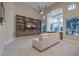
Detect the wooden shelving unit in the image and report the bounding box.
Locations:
[16,15,25,32]
[16,15,41,37]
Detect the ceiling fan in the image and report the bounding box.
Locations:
[34,2,49,16]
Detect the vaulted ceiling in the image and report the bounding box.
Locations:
[17,2,56,10]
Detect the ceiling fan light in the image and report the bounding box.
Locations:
[40,11,43,15]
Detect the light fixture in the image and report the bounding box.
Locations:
[40,11,43,15]
[36,2,48,15]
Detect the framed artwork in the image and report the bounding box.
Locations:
[66,17,79,36]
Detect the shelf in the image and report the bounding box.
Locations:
[16,15,41,37]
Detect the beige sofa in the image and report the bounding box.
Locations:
[32,33,60,51]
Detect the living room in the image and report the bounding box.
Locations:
[0,2,79,56]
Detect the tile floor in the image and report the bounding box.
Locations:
[1,39,79,56]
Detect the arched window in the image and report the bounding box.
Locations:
[47,8,63,32]
[67,2,76,11]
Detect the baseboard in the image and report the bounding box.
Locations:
[0,44,5,55]
[0,39,15,56]
[4,39,15,45]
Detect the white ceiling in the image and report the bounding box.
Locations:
[18,2,55,10]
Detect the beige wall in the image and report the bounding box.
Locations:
[47,2,79,41]
[64,3,79,41]
[15,3,38,19]
[0,2,38,54]
[0,2,15,54]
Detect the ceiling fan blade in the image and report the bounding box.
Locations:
[37,6,41,11]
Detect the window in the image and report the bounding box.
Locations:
[41,16,46,32]
[51,8,63,16]
[47,8,63,32]
[53,23,59,32]
[53,15,63,32]
[68,3,76,11]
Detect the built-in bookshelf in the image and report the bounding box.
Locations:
[16,15,41,37]
[16,15,25,32]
